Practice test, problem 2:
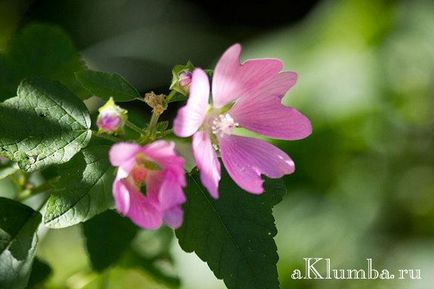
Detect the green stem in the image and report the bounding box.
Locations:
[147,111,161,140]
[166,90,177,102]
[92,131,122,142]
[125,121,145,135]
[17,177,59,201]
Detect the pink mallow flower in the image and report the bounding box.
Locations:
[173,44,312,198]
[109,141,186,229]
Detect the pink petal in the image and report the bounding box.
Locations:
[163,206,183,229]
[113,174,130,215]
[212,44,283,108]
[120,179,163,230]
[230,72,312,140]
[173,69,210,137]
[219,135,295,194]
[109,142,141,171]
[144,171,163,204]
[158,171,186,211]
[192,131,221,198]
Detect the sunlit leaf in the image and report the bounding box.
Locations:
[0,78,91,172]
[0,197,42,289]
[44,142,115,228]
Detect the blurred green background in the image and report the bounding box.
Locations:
[0,0,433,288]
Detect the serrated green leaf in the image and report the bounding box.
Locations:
[176,169,286,289]
[75,69,141,102]
[5,24,90,100]
[44,143,115,228]
[83,210,138,271]
[0,78,92,172]
[0,197,42,289]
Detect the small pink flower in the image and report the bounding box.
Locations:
[109,141,186,229]
[174,44,312,198]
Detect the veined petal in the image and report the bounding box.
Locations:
[219,135,294,194]
[109,142,141,171]
[173,68,210,137]
[212,44,283,108]
[192,131,221,198]
[230,72,312,140]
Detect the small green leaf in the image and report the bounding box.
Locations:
[176,169,286,289]
[75,69,141,102]
[0,78,92,172]
[156,121,169,132]
[44,142,115,228]
[83,210,138,271]
[0,197,42,289]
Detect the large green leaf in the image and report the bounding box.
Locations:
[82,210,138,271]
[75,69,141,102]
[44,142,115,228]
[0,197,42,289]
[0,78,91,172]
[5,24,90,100]
[176,169,286,289]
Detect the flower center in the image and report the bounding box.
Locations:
[211,113,239,137]
[127,153,161,195]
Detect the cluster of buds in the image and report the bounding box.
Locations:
[96,97,128,134]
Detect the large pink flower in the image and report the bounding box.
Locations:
[109,141,186,229]
[174,44,312,198]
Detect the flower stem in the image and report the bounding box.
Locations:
[148,111,160,138]
[17,177,59,201]
[92,131,122,142]
[125,120,144,135]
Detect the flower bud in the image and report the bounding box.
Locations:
[97,97,127,134]
[170,61,194,96]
